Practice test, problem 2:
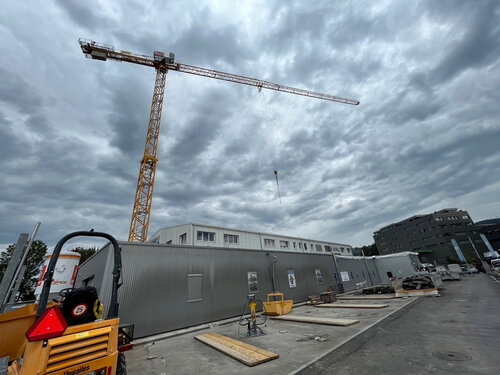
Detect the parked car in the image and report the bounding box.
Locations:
[490,258,500,271]
[461,266,478,274]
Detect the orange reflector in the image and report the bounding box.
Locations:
[25,307,67,342]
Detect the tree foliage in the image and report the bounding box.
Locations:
[71,247,98,265]
[0,240,48,301]
[363,243,379,256]
[354,243,380,256]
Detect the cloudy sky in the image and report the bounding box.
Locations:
[1,0,499,251]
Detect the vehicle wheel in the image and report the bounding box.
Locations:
[117,353,127,375]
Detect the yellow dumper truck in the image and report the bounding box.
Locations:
[0,231,132,375]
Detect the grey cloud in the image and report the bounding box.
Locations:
[429,2,500,85]
[0,68,43,115]
[56,0,113,30]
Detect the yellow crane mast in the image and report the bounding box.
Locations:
[79,38,359,243]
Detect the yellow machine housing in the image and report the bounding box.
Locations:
[21,317,119,374]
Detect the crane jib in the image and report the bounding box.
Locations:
[79,38,359,242]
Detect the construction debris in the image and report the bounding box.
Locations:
[362,285,394,295]
[402,275,435,290]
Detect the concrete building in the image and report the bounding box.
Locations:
[373,208,490,265]
[475,218,500,257]
[148,223,353,255]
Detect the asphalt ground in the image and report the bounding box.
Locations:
[125,294,416,374]
[124,274,499,374]
[298,273,500,375]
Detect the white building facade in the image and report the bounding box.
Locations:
[148,223,353,255]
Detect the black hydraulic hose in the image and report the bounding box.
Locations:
[255,299,267,326]
[238,299,249,326]
[36,231,122,320]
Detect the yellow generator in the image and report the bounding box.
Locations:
[0,231,133,375]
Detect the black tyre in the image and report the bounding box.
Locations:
[117,353,127,375]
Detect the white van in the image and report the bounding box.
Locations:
[491,258,500,271]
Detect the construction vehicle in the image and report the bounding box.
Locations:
[0,231,132,375]
[79,39,359,243]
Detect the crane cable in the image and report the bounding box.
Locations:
[274,170,281,204]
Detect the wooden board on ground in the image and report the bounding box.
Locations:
[194,332,279,367]
[395,288,439,297]
[317,303,388,309]
[271,315,359,326]
[337,295,397,300]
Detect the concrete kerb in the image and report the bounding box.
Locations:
[289,296,421,375]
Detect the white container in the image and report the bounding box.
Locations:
[34,251,81,299]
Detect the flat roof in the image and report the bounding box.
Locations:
[152,222,352,247]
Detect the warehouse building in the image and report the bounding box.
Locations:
[148,223,353,255]
[373,208,491,265]
[76,241,420,338]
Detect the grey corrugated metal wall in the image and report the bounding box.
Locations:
[374,255,420,282]
[76,243,418,338]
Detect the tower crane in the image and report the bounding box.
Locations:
[79,38,359,243]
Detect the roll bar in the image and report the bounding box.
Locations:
[36,231,122,319]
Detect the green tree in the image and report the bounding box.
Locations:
[71,246,98,265]
[0,240,48,301]
[361,243,379,256]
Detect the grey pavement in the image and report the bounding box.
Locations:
[125,295,416,374]
[299,273,500,375]
[124,274,500,374]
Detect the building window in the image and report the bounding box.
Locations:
[264,238,275,247]
[324,245,332,252]
[187,274,202,302]
[340,247,345,253]
[180,233,187,244]
[315,244,322,252]
[304,243,307,250]
[310,243,314,250]
[166,240,172,244]
[293,242,297,249]
[280,240,289,249]
[299,242,302,250]
[197,231,215,242]
[224,234,239,244]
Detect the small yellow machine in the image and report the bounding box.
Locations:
[261,255,293,316]
[238,294,266,337]
[262,292,293,316]
[0,231,132,375]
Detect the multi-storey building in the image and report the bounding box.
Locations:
[373,208,489,264]
[148,223,353,255]
[475,218,500,257]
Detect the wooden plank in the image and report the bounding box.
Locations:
[337,295,397,300]
[194,333,279,367]
[207,333,276,358]
[317,303,388,309]
[271,315,359,326]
